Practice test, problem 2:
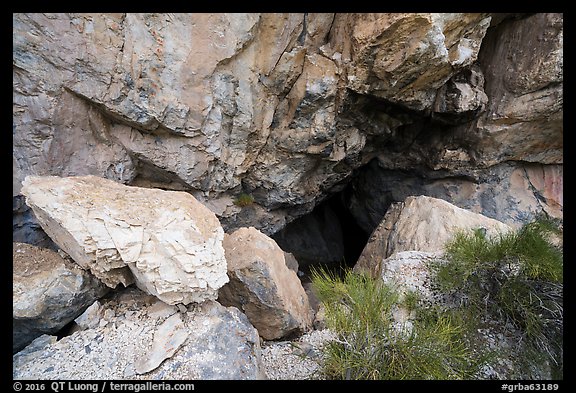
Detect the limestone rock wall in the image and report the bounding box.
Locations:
[14,13,561,237]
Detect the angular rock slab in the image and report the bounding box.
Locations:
[218,227,313,340]
[20,175,228,305]
[13,242,108,353]
[354,195,512,277]
[135,313,189,374]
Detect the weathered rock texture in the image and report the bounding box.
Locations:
[354,196,511,277]
[13,287,266,380]
[345,13,562,234]
[13,13,561,240]
[13,242,108,353]
[334,13,492,111]
[348,160,563,234]
[378,251,444,304]
[219,227,313,340]
[472,13,563,166]
[20,175,228,305]
[134,313,189,374]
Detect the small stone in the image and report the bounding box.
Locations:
[75,301,103,330]
[134,313,189,374]
[146,300,178,320]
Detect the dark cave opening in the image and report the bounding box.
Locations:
[326,191,370,269]
[272,184,370,278]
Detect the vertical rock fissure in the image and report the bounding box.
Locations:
[272,182,370,278]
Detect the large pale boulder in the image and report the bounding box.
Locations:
[20,175,228,305]
[13,287,266,380]
[354,195,511,277]
[218,227,313,340]
[13,242,108,353]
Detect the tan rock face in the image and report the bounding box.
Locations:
[219,227,313,340]
[20,175,228,305]
[332,13,492,111]
[354,196,511,277]
[471,13,563,165]
[14,13,560,238]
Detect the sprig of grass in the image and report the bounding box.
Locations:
[233,193,255,207]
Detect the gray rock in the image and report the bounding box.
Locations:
[283,252,299,273]
[73,301,104,331]
[13,287,266,380]
[469,13,563,166]
[432,65,488,123]
[13,242,108,353]
[135,313,189,374]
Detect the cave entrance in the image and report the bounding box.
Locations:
[272,186,370,279]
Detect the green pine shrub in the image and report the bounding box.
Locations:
[431,215,563,378]
[311,268,486,380]
[311,215,563,380]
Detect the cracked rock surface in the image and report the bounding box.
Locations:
[21,175,228,305]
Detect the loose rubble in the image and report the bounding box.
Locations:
[260,329,337,380]
[13,287,264,380]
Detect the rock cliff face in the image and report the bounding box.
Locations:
[12,13,563,380]
[13,13,562,241]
